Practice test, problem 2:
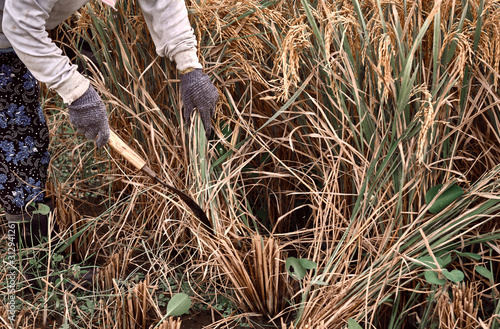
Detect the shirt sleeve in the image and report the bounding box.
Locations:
[137,0,202,71]
[2,0,89,104]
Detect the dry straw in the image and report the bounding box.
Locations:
[157,317,182,329]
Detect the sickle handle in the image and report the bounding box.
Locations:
[108,130,213,232]
[108,130,148,173]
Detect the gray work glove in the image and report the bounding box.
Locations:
[180,69,219,137]
[67,85,110,147]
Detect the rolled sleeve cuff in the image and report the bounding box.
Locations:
[173,49,202,71]
[56,71,90,105]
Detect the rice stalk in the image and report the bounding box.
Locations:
[98,248,133,291]
[435,283,481,329]
[157,317,182,329]
[199,233,293,323]
[114,274,156,329]
[282,318,327,329]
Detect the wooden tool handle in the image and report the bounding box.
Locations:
[108,129,212,232]
[108,130,147,172]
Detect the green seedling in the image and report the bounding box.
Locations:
[286,257,317,280]
[416,255,464,285]
[166,293,191,317]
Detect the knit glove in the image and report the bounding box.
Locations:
[67,85,110,147]
[180,69,218,137]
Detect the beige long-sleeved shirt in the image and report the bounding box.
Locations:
[0,0,201,104]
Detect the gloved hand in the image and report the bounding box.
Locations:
[180,69,219,137]
[67,85,110,147]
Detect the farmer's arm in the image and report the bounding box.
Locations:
[138,0,219,136]
[3,0,109,146]
[2,0,89,104]
[137,0,202,71]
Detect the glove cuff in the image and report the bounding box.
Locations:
[69,85,102,110]
[59,72,90,105]
[179,67,197,75]
[173,50,202,72]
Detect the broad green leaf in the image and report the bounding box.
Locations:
[440,254,453,267]
[347,319,363,329]
[475,266,494,280]
[166,293,191,317]
[424,271,446,285]
[32,203,51,215]
[425,184,464,213]
[299,258,317,270]
[417,256,446,269]
[286,257,306,280]
[442,269,464,283]
[455,251,482,260]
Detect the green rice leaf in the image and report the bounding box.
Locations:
[425,184,464,213]
[455,251,482,260]
[312,279,328,286]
